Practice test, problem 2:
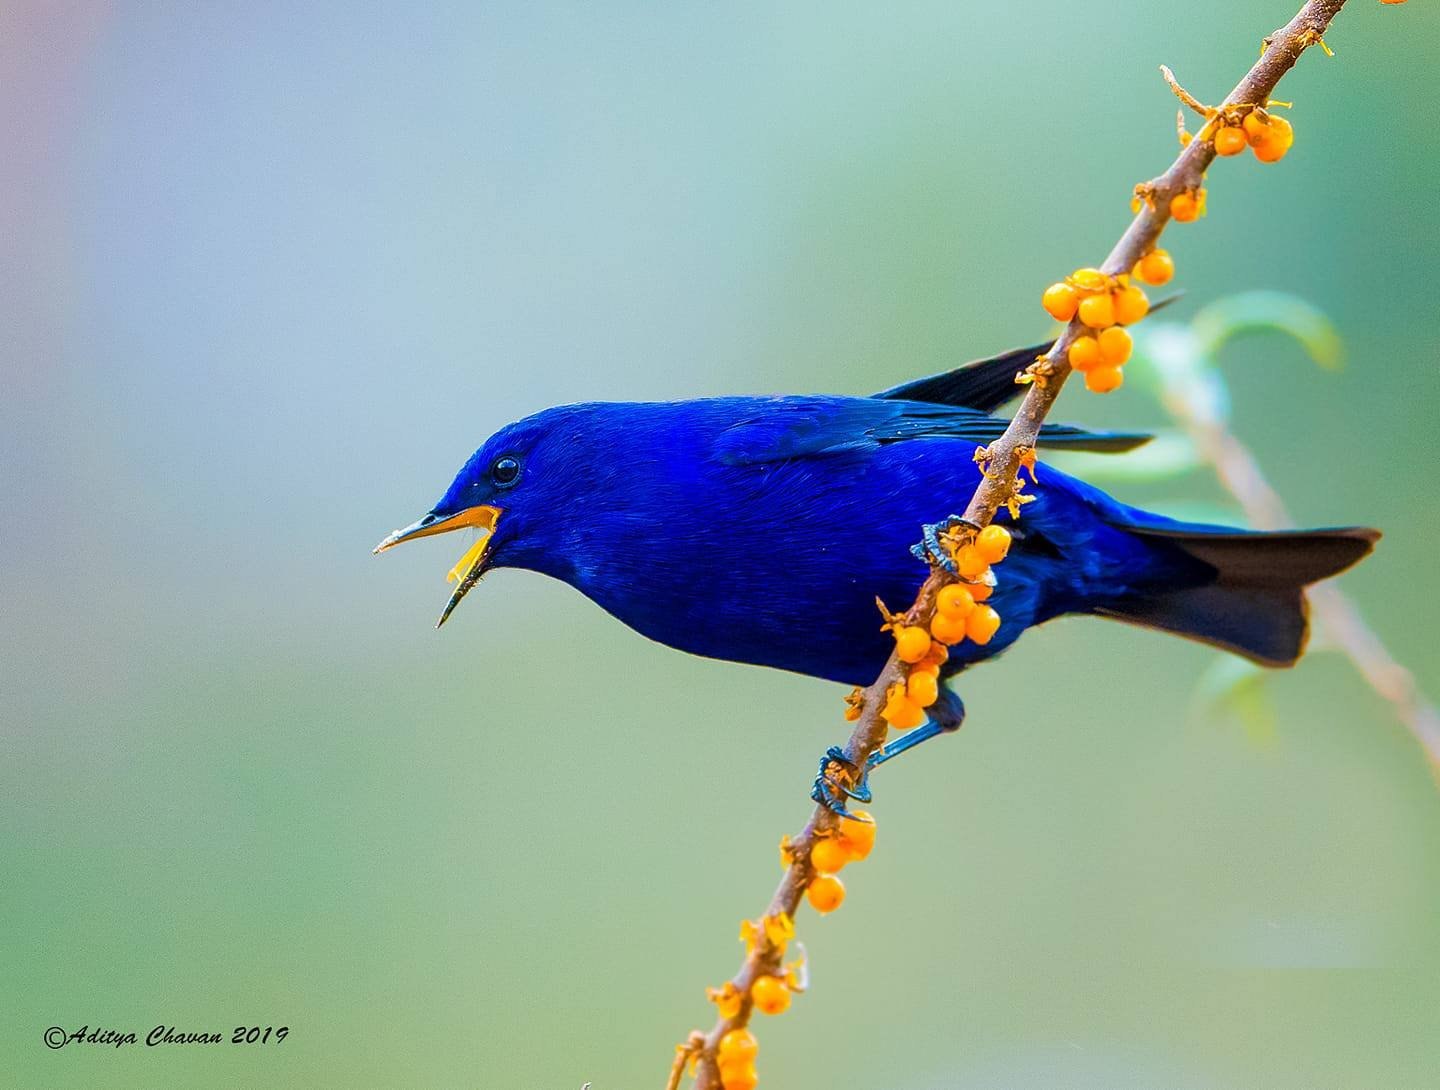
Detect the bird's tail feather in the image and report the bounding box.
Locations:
[1093,525,1379,666]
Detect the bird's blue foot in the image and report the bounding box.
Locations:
[811,690,966,816]
[811,746,872,819]
[910,514,980,573]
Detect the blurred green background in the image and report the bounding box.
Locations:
[4,2,1439,1087]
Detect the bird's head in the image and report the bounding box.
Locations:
[374,405,610,626]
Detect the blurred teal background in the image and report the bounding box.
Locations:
[4,2,1439,1087]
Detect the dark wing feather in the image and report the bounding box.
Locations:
[872,342,1049,414]
[876,295,1184,414]
[714,398,1150,466]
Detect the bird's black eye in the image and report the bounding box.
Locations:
[490,456,521,488]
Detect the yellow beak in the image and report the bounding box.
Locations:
[373,505,503,627]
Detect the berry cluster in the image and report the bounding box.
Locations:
[709,806,876,1089]
[883,524,1010,728]
[1042,267,1150,394]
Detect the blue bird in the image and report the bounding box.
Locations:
[375,342,1377,809]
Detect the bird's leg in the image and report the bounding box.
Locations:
[811,747,873,819]
[870,687,966,769]
[910,515,980,573]
[811,689,966,817]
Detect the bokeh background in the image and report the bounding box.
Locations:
[5,2,1439,1087]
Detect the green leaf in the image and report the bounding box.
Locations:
[1191,291,1343,371]
[1192,655,1277,749]
[1046,431,1202,483]
[1131,324,1232,426]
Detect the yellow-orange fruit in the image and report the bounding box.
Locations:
[1098,326,1133,366]
[1042,282,1079,322]
[1112,284,1149,325]
[882,689,926,729]
[929,611,967,646]
[1251,134,1288,163]
[1136,249,1175,285]
[936,583,975,619]
[720,1062,759,1090]
[894,626,931,663]
[1069,267,1108,292]
[718,1028,759,1063]
[907,669,939,708]
[806,873,846,914]
[1214,125,1247,156]
[1266,115,1295,148]
[967,580,993,603]
[975,524,1012,565]
[1084,365,1125,394]
[955,544,989,580]
[1077,291,1116,330]
[1068,335,1103,373]
[920,640,950,667]
[750,976,791,1015]
[1170,191,1200,222]
[966,604,1001,645]
[837,810,876,859]
[810,836,850,874]
[1243,110,1270,144]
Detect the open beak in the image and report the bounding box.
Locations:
[373,505,502,628]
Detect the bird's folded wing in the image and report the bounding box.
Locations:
[714,400,1150,466]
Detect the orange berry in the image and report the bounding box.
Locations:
[920,640,950,667]
[1251,134,1288,163]
[1084,365,1125,394]
[1243,110,1269,144]
[1170,191,1200,222]
[718,1028,759,1063]
[719,1061,759,1090]
[1214,125,1247,156]
[1067,335,1103,373]
[837,811,876,859]
[907,669,939,708]
[1136,249,1175,285]
[975,524,1012,565]
[1041,282,1079,322]
[1069,266,1108,292]
[965,604,1001,645]
[936,583,975,620]
[806,873,846,914]
[928,611,967,646]
[882,688,926,729]
[843,704,861,722]
[810,836,850,874]
[967,580,993,603]
[1077,291,1116,329]
[1112,284,1149,325]
[893,625,931,663]
[955,544,989,580]
[750,975,791,1015]
[1267,114,1293,145]
[1098,326,1133,366]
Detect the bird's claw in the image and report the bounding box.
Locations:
[910,514,979,573]
[811,746,874,818]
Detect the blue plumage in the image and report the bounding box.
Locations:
[385,384,1376,686]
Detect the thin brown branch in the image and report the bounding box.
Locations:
[676,3,1352,1086]
[1157,389,1440,776]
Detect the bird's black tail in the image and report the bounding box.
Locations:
[1094,526,1379,666]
